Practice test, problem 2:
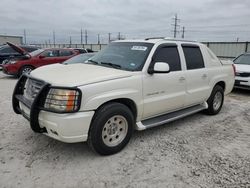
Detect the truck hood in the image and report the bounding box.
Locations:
[30,63,133,87]
[234,64,250,73]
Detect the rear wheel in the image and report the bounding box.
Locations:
[205,85,224,115]
[88,103,134,155]
[19,65,34,77]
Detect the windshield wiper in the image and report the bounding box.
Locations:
[87,59,99,64]
[101,62,121,69]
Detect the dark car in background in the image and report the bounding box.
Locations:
[63,53,96,65]
[72,48,94,54]
[2,43,79,77]
[0,44,40,65]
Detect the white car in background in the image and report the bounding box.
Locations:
[234,53,250,90]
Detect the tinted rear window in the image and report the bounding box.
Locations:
[182,46,205,70]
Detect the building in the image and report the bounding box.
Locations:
[0,35,23,45]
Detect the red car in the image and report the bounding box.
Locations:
[2,43,79,77]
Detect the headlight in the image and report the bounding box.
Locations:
[44,88,81,113]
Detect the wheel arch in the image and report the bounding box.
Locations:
[215,81,226,91]
[19,64,35,72]
[95,98,138,120]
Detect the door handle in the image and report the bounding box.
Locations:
[202,74,208,79]
[179,77,186,82]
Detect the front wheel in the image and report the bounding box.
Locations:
[88,103,134,155]
[19,65,34,77]
[204,85,224,115]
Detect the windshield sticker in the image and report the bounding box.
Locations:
[130,63,136,67]
[131,46,147,51]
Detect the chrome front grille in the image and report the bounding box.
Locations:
[23,78,44,101]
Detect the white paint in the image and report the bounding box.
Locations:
[26,39,235,143]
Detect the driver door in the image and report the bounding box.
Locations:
[142,44,186,119]
[36,49,59,67]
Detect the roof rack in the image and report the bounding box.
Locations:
[145,37,197,43]
[145,37,165,40]
[164,37,197,42]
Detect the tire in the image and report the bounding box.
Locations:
[204,85,224,115]
[19,65,34,77]
[88,102,134,155]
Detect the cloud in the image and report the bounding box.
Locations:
[0,0,249,43]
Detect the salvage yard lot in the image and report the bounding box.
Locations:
[0,71,249,188]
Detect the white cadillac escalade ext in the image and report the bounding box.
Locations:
[12,38,235,155]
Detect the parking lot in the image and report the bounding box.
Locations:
[0,71,249,188]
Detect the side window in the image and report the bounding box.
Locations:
[182,46,205,70]
[41,50,58,57]
[59,50,73,57]
[153,46,181,72]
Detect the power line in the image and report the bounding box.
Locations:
[188,23,250,29]
[187,30,250,33]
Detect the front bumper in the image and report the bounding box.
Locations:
[2,66,17,76]
[234,77,250,90]
[19,103,94,143]
[12,74,94,143]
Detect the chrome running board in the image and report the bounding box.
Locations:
[136,103,207,130]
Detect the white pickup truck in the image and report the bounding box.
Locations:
[12,38,235,155]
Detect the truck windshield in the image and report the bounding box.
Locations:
[234,54,250,65]
[89,42,154,71]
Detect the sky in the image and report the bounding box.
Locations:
[0,0,250,44]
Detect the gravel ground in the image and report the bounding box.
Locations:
[0,71,250,188]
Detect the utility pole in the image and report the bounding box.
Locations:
[118,32,121,40]
[108,33,111,43]
[85,30,88,44]
[80,28,83,44]
[172,14,180,38]
[97,34,100,44]
[69,36,72,47]
[181,26,185,39]
[53,30,56,47]
[23,29,27,44]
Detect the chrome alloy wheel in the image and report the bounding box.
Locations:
[213,92,223,111]
[102,115,128,147]
[22,67,33,74]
